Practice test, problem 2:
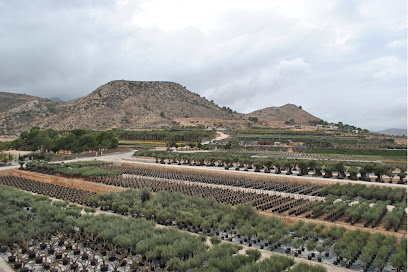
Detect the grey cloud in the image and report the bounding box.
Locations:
[0,0,406,131]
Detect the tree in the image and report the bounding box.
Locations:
[79,134,99,151]
[264,160,273,173]
[397,172,406,184]
[364,164,375,181]
[253,162,262,172]
[283,161,293,175]
[385,171,395,183]
[348,167,358,181]
[297,161,308,176]
[316,245,324,260]
[274,161,282,174]
[334,162,346,179]
[323,165,333,178]
[306,240,316,255]
[140,188,151,203]
[374,165,385,182]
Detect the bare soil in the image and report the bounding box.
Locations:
[11,169,125,193]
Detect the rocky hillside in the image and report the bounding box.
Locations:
[0,92,60,134]
[245,104,320,124]
[49,80,239,130]
[0,92,50,114]
[0,81,240,133]
[0,81,322,134]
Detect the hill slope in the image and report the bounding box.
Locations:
[0,81,323,134]
[49,80,239,130]
[245,104,320,124]
[0,92,59,134]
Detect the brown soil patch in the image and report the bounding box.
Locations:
[11,169,125,194]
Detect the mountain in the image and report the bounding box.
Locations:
[245,104,320,124]
[374,128,407,137]
[49,97,63,102]
[0,92,50,114]
[0,80,322,134]
[0,92,59,134]
[48,80,239,130]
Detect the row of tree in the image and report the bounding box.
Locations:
[0,152,13,164]
[134,151,407,183]
[25,161,122,179]
[115,127,215,143]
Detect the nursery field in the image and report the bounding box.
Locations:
[14,161,408,236]
[132,150,407,185]
[0,160,406,272]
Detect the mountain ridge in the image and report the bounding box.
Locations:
[374,128,406,137]
[0,80,321,134]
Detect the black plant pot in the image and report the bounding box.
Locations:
[14,262,22,269]
[100,264,109,271]
[8,256,16,263]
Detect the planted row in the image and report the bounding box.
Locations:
[134,150,407,184]
[0,184,327,272]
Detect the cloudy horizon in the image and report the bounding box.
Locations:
[0,0,406,131]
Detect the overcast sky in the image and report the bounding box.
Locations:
[0,0,406,131]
